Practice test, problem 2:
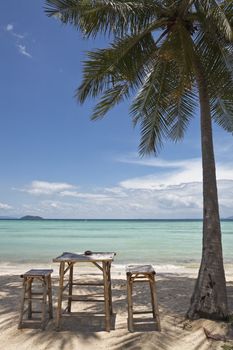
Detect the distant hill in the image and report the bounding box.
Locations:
[20,215,44,220]
[226,216,233,220]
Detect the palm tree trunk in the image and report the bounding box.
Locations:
[187,58,228,320]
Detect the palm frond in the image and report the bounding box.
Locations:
[138,109,169,156]
[223,0,233,25]
[46,0,233,157]
[211,94,233,132]
[158,21,196,141]
[170,20,195,76]
[131,57,174,155]
[91,83,130,120]
[195,17,233,133]
[167,90,197,141]
[196,0,233,41]
[130,20,199,154]
[195,24,233,96]
[45,0,164,38]
[76,24,165,103]
[177,0,196,15]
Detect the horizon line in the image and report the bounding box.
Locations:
[0,217,232,221]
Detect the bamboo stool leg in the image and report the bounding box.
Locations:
[56,262,65,331]
[41,277,47,330]
[103,262,111,332]
[150,274,161,331]
[149,278,156,318]
[67,264,73,313]
[27,278,32,319]
[48,275,53,319]
[18,277,27,329]
[127,274,134,332]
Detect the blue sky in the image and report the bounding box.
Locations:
[0,0,232,219]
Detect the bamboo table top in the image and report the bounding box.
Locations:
[53,251,116,263]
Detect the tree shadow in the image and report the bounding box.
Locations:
[0,273,233,349]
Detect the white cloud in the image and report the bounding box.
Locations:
[104,187,128,198]
[13,155,233,219]
[60,190,111,201]
[118,153,193,168]
[13,32,24,40]
[20,181,112,201]
[21,180,76,195]
[5,23,31,57]
[119,157,233,189]
[17,44,32,58]
[0,202,12,210]
[156,192,200,210]
[6,24,13,31]
[5,23,24,39]
[14,178,233,219]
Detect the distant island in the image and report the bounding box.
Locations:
[20,215,44,220]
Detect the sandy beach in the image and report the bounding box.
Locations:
[1,264,233,350]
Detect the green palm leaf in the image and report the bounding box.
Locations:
[196,0,233,41]
[195,17,233,132]
[46,0,233,150]
[131,58,174,155]
[91,83,130,120]
[45,0,163,37]
[211,94,233,132]
[76,20,167,103]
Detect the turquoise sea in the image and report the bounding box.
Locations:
[0,219,233,266]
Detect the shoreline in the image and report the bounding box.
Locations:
[1,261,233,280]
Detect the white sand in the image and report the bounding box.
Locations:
[0,263,233,350]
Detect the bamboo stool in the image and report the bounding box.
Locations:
[126,265,161,332]
[18,269,53,330]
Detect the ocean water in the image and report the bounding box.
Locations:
[0,219,233,266]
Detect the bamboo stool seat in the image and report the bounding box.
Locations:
[18,269,53,330]
[126,264,161,332]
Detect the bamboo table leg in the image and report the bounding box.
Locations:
[127,274,134,332]
[56,262,65,331]
[103,262,111,332]
[150,274,161,331]
[67,263,74,313]
[107,262,113,315]
[18,277,27,329]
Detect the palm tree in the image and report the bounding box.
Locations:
[45,0,233,320]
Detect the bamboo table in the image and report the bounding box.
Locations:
[53,251,116,331]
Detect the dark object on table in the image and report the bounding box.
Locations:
[84,250,92,255]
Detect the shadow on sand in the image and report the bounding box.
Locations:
[1,273,233,349]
